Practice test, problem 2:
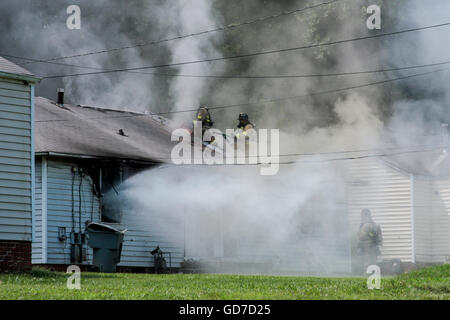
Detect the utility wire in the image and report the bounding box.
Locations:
[5,51,450,80]
[40,21,450,80]
[34,65,450,122]
[19,0,342,66]
[136,143,448,163]
[157,66,450,115]
[154,145,447,169]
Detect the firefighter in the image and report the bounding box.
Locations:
[192,106,214,143]
[357,208,383,272]
[235,113,254,140]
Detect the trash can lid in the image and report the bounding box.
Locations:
[87,222,126,233]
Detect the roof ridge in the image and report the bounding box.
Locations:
[36,96,151,115]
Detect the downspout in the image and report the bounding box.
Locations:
[410,174,416,264]
[41,157,48,263]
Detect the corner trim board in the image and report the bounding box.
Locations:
[41,157,48,263]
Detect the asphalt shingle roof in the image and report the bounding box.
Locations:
[35,97,175,162]
[0,55,35,77]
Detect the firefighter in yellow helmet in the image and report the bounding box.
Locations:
[192,106,214,143]
[357,208,383,272]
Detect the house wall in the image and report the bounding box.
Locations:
[34,158,100,265]
[348,159,413,262]
[0,77,33,271]
[184,178,351,275]
[234,201,350,275]
[430,178,450,263]
[412,176,432,263]
[410,176,450,264]
[104,185,185,268]
[35,158,185,268]
[107,213,184,269]
[47,159,100,264]
[32,158,42,263]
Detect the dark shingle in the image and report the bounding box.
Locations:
[35,97,176,162]
[0,55,35,77]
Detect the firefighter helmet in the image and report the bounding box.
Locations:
[361,208,371,218]
[238,113,249,121]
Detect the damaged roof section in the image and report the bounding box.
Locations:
[35,97,175,162]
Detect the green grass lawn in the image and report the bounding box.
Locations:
[0,264,449,300]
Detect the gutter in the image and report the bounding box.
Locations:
[35,151,163,165]
[0,71,41,84]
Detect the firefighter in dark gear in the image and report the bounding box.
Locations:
[194,106,213,131]
[357,208,383,272]
[192,106,214,143]
[235,113,254,140]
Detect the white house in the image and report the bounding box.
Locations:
[348,149,450,266]
[0,56,40,272]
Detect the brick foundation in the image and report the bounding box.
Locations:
[0,240,31,273]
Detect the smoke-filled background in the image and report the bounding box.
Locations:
[1,0,448,147]
[1,0,449,273]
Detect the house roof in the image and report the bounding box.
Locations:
[0,56,40,83]
[35,97,175,162]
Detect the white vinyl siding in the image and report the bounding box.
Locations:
[45,159,100,265]
[33,159,101,265]
[348,159,413,262]
[32,158,42,263]
[412,176,432,263]
[183,176,351,275]
[106,216,184,268]
[0,78,32,241]
[36,159,184,268]
[430,179,450,263]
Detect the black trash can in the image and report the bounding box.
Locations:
[86,222,126,273]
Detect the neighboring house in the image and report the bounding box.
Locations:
[33,96,182,271]
[182,150,450,274]
[348,148,450,266]
[0,56,40,272]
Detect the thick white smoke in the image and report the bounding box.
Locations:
[2,0,448,274]
[111,161,350,275]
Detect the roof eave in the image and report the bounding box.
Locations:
[35,151,164,165]
[0,71,41,84]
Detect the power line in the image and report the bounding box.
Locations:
[142,60,450,79]
[154,145,447,168]
[19,0,342,66]
[40,21,450,80]
[145,143,448,162]
[156,66,450,115]
[34,65,450,122]
[6,51,450,81]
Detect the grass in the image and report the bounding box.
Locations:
[0,265,449,300]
